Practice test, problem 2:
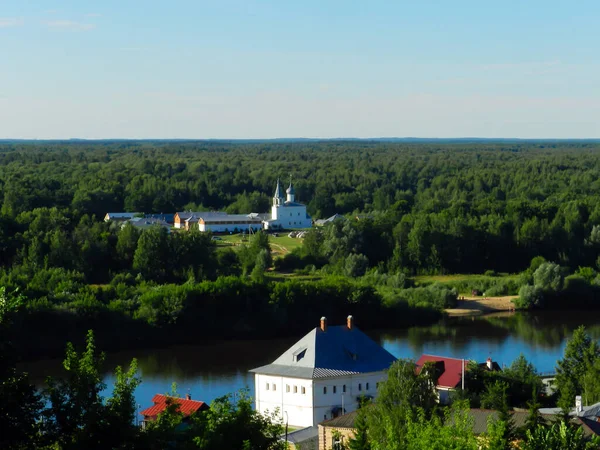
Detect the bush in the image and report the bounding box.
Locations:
[344,253,369,277]
[514,285,544,309]
[399,283,457,310]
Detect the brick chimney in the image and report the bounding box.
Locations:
[320,316,327,332]
[486,358,492,370]
[347,315,354,330]
[186,393,191,400]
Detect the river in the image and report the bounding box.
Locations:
[19,310,600,413]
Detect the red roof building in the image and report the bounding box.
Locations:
[140,394,209,424]
[415,354,468,404]
[416,354,466,389]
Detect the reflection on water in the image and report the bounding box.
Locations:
[19,310,600,410]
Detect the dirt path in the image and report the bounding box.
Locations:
[445,295,518,317]
[270,243,289,257]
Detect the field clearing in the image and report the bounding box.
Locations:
[414,273,518,284]
[266,273,323,282]
[213,233,303,257]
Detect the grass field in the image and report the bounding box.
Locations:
[213,233,304,258]
[413,273,519,284]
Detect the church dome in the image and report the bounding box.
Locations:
[286,183,295,195]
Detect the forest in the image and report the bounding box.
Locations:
[2,140,600,355]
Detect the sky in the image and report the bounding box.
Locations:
[1,0,599,139]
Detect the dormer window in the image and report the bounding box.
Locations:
[293,348,307,363]
[344,348,357,361]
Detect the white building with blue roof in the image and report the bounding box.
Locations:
[250,316,397,428]
[264,179,312,230]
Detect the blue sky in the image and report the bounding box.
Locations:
[1,0,599,139]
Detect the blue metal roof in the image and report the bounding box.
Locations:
[250,323,397,378]
[106,212,139,218]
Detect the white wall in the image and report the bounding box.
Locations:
[312,373,386,424]
[255,374,314,428]
[270,205,312,229]
[255,371,388,428]
[199,222,262,233]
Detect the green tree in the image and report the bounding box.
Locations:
[251,249,270,283]
[533,262,565,292]
[133,226,170,281]
[239,231,272,276]
[190,390,285,450]
[555,326,600,410]
[116,222,141,269]
[348,405,370,450]
[480,381,514,441]
[43,330,140,449]
[344,253,369,277]
[522,421,600,450]
[523,386,544,435]
[395,401,478,450]
[365,359,438,447]
[0,287,44,450]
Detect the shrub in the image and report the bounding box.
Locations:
[514,285,544,309]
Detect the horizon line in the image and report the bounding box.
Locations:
[1,137,600,142]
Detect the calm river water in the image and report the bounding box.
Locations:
[20,310,600,412]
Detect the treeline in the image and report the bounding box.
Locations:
[2,141,600,274]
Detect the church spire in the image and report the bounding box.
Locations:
[286,175,295,203]
[273,178,284,206]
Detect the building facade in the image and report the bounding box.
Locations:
[250,316,396,428]
[198,213,265,233]
[265,179,312,230]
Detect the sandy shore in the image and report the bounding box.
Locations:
[445,295,518,317]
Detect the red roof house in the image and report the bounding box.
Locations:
[416,354,466,389]
[140,394,209,424]
[415,354,468,404]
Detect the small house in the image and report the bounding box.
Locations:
[139,394,208,428]
[415,354,467,404]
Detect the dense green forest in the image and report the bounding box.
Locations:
[2,141,600,356]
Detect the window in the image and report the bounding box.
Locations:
[333,386,337,394]
[266,383,269,390]
[294,348,307,362]
[290,213,292,216]
[323,386,327,395]
[294,385,298,394]
[343,385,346,393]
[301,386,306,394]
[273,384,276,391]
[286,385,290,393]
[358,383,362,391]
[333,436,344,450]
[366,383,370,391]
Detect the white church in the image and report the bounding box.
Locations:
[250,316,397,428]
[264,178,312,230]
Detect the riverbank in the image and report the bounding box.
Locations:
[445,295,517,316]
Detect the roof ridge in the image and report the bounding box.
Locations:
[420,354,468,361]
